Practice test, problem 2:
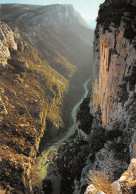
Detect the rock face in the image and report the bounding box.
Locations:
[91,2,136,128]
[111,158,136,193]
[0,4,94,193]
[90,0,136,173]
[73,0,136,193]
[0,22,17,66]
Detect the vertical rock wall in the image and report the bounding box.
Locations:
[91,25,136,127]
[84,0,136,192]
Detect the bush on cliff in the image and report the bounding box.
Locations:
[87,171,112,194]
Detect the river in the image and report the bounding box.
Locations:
[38,77,91,184]
[56,77,91,145]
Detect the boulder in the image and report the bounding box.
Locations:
[84,184,97,194]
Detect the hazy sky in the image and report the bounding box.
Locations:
[0,0,105,21]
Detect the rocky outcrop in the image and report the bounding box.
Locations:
[85,158,136,193]
[116,158,136,193]
[0,22,17,66]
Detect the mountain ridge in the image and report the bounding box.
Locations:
[0,4,91,29]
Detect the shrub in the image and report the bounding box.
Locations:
[30,162,42,191]
[87,171,112,194]
[89,127,106,154]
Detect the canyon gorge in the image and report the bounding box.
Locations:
[0,0,136,193]
[0,3,93,193]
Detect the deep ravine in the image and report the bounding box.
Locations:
[57,77,92,145]
[36,77,91,192]
[0,4,94,192]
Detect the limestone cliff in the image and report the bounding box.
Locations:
[74,0,136,193]
[91,0,136,128]
[89,0,136,162]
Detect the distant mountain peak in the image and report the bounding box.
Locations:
[0,4,89,28]
[25,4,88,27]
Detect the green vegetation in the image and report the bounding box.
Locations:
[31,147,54,188]
[55,139,89,193]
[77,97,93,135]
[97,0,136,44]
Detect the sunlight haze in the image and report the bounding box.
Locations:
[0,0,105,28]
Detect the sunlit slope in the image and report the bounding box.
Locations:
[0,21,71,192]
[0,4,94,192]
